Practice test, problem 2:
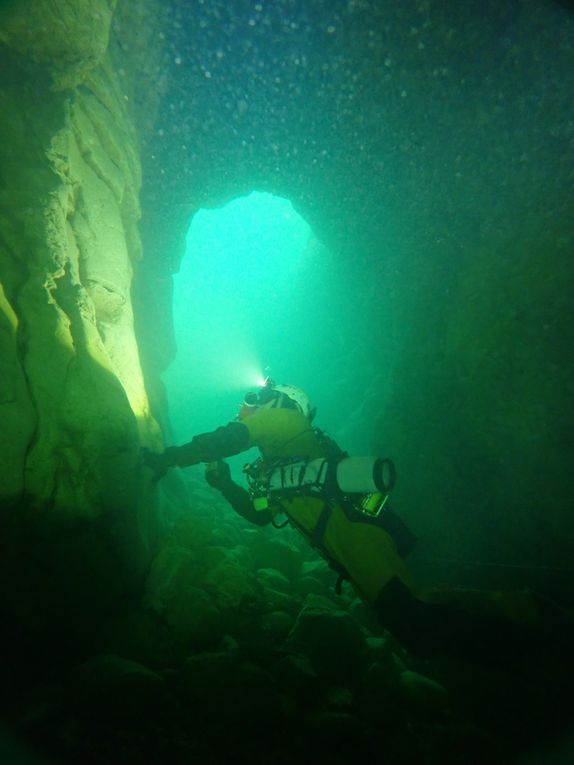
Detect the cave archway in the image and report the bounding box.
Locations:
[162,190,346,444]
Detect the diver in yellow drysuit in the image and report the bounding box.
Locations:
[142,379,555,661]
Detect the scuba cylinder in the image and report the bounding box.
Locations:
[245,455,396,517]
[244,452,415,556]
[336,456,396,495]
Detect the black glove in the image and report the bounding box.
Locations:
[141,447,178,482]
[205,460,233,490]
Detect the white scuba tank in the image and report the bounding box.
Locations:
[264,456,395,495]
[336,456,394,493]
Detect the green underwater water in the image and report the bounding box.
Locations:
[2,0,574,764]
[165,191,314,436]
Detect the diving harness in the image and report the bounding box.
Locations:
[242,427,399,535]
[242,429,415,595]
[243,452,397,519]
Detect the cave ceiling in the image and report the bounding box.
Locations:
[129,0,573,272]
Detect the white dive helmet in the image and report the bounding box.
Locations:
[270,382,312,419]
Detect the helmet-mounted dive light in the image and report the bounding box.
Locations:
[239,379,275,419]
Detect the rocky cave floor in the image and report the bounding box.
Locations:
[2,475,574,765]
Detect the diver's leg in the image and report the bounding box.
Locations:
[374,577,573,666]
[377,578,477,653]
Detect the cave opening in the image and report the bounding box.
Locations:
[162,190,336,448]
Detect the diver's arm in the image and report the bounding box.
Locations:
[169,422,251,467]
[219,480,272,526]
[205,461,272,526]
[141,421,251,480]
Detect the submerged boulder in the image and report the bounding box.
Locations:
[282,602,369,686]
[71,654,169,722]
[398,670,449,712]
[270,653,320,709]
[257,610,295,641]
[202,555,263,612]
[181,652,285,730]
[251,537,303,581]
[256,567,291,592]
[145,544,223,645]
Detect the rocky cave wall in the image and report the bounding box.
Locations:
[0,0,170,631]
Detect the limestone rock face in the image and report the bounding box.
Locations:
[0,283,36,502]
[0,0,116,90]
[0,59,158,510]
[0,1,164,622]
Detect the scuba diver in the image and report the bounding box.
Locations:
[142,378,564,662]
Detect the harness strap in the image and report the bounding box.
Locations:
[309,457,342,548]
[309,498,334,547]
[275,473,353,594]
[307,499,352,592]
